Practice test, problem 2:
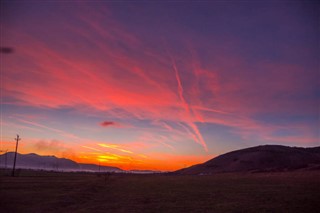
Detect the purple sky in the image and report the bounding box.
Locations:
[1,1,319,170]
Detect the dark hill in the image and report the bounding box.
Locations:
[0,152,122,172]
[176,145,320,175]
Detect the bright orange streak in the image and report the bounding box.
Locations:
[98,155,119,160]
[139,154,148,158]
[98,143,133,154]
[81,145,102,152]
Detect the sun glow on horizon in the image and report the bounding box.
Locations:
[1,1,318,171]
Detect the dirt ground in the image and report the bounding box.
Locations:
[1,170,319,212]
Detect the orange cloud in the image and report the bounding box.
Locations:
[98,143,133,154]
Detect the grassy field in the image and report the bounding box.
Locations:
[1,170,320,213]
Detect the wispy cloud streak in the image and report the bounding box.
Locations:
[168,52,208,151]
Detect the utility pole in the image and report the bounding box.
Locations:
[12,134,21,177]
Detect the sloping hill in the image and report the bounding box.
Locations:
[176,145,320,175]
[0,152,122,172]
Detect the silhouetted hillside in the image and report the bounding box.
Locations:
[0,152,122,172]
[176,145,320,175]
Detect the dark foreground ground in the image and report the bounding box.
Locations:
[1,170,319,213]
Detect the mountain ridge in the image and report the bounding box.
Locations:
[0,152,122,172]
[175,145,320,175]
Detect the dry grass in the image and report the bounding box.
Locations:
[1,170,319,212]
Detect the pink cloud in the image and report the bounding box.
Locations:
[2,3,318,155]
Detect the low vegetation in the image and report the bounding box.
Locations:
[1,170,319,212]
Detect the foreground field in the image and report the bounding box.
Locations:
[1,171,320,212]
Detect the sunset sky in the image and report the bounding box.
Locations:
[1,1,319,171]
